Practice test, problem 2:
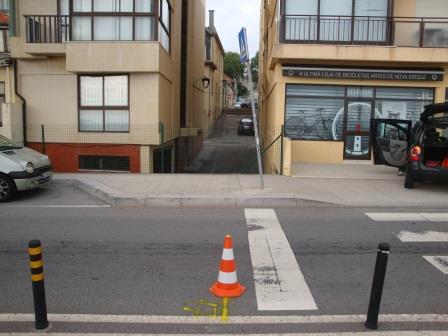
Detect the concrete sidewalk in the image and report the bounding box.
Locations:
[54,163,448,208]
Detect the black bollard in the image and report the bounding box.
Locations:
[365,243,390,330]
[28,240,49,330]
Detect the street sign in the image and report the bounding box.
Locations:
[238,28,249,64]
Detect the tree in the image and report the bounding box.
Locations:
[250,51,259,88]
[224,52,244,80]
[237,82,248,98]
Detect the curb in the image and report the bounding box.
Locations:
[57,177,448,209]
[61,178,339,208]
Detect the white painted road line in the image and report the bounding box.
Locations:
[1,332,447,336]
[245,208,317,311]
[397,231,448,242]
[1,313,448,324]
[365,213,448,222]
[423,256,448,275]
[3,205,111,208]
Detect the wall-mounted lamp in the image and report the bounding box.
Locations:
[201,76,210,89]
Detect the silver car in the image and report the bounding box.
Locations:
[0,135,52,202]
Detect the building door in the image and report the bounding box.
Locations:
[343,100,374,160]
[153,147,172,173]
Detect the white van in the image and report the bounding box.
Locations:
[0,135,52,202]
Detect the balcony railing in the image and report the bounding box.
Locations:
[25,15,70,43]
[25,14,160,44]
[281,15,448,48]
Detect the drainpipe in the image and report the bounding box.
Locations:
[9,0,27,145]
[14,59,27,145]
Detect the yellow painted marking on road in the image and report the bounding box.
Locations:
[183,298,230,321]
[183,299,218,318]
[31,273,44,282]
[221,297,229,322]
[28,247,41,256]
[29,260,43,268]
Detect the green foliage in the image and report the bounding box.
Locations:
[224,52,244,80]
[238,82,248,98]
[250,51,259,87]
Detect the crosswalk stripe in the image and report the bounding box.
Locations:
[397,231,448,242]
[1,314,448,324]
[245,208,317,311]
[0,332,447,336]
[423,256,448,275]
[365,213,448,222]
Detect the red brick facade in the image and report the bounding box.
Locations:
[27,143,141,173]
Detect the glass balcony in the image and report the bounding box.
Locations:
[280,15,448,48]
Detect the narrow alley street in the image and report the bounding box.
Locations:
[188,112,258,174]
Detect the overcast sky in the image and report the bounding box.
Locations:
[205,0,261,55]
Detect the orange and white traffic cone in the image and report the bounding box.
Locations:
[210,235,245,298]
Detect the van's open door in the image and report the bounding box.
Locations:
[371,119,412,168]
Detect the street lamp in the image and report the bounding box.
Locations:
[201,76,210,89]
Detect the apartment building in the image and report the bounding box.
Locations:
[202,9,224,137]
[260,0,448,175]
[4,0,207,173]
[223,73,236,109]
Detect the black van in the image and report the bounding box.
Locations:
[371,102,448,189]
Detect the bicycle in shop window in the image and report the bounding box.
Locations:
[285,108,337,140]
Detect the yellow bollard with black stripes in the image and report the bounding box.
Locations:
[28,240,49,330]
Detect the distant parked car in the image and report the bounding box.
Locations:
[234,102,242,109]
[238,118,255,136]
[0,135,52,202]
[240,103,250,109]
[371,102,448,189]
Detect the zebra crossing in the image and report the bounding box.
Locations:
[366,212,448,275]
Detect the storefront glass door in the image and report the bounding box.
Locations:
[343,100,373,160]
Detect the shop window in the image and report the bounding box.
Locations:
[79,75,129,132]
[284,85,434,141]
[79,155,130,171]
[285,96,345,141]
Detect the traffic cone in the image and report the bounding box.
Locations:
[210,235,245,298]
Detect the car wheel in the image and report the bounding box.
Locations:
[404,173,414,189]
[0,174,16,202]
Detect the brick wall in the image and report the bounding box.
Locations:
[27,143,141,173]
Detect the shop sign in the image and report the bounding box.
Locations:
[283,67,444,81]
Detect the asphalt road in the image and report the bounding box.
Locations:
[188,113,258,174]
[0,186,447,334]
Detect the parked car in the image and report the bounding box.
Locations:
[371,102,448,189]
[240,102,250,109]
[234,102,242,109]
[0,135,52,202]
[238,118,255,136]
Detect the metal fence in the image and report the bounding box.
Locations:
[243,124,285,175]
